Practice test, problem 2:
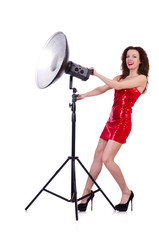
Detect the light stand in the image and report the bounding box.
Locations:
[25,75,115,220]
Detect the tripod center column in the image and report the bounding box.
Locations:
[71,92,77,158]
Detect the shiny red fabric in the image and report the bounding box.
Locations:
[100,88,141,144]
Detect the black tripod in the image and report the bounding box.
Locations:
[25,76,115,220]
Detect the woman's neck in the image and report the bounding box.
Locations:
[128,69,139,77]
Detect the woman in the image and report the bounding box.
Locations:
[77,46,149,212]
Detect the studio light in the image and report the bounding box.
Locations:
[36,31,93,89]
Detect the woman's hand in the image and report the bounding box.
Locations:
[89,67,98,76]
[76,94,86,101]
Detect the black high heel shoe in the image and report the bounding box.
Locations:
[78,191,94,212]
[115,191,134,212]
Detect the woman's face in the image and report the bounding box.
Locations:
[126,49,141,71]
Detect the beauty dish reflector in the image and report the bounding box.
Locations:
[36,32,69,89]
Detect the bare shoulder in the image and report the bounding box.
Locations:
[113,75,121,81]
[137,74,147,84]
[140,74,147,80]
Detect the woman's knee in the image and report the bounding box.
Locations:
[102,155,114,168]
[94,148,103,162]
[94,140,106,158]
[94,145,105,162]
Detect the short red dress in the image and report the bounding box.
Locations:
[100,87,141,144]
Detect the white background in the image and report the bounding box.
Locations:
[0,0,159,239]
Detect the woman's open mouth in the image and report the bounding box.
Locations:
[127,62,134,67]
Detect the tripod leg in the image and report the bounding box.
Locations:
[71,158,78,220]
[25,158,70,211]
[76,157,115,210]
[75,196,78,220]
[74,182,78,221]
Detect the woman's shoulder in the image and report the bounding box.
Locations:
[113,75,121,81]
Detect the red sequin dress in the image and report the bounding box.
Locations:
[100,87,141,144]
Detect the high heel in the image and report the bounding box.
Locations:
[115,191,134,212]
[78,191,94,212]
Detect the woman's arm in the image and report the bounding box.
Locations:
[93,69,147,90]
[77,84,111,100]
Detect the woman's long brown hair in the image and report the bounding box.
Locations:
[121,46,149,93]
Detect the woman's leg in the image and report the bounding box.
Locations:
[80,139,107,203]
[102,140,131,203]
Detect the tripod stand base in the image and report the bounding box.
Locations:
[25,156,115,220]
[25,75,115,220]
